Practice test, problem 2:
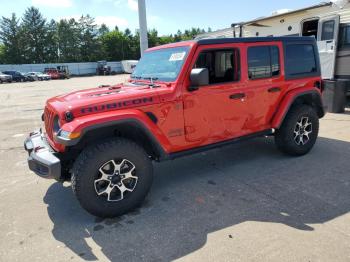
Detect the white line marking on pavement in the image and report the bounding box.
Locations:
[85,237,111,261]
[12,134,24,138]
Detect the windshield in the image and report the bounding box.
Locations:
[131,46,189,82]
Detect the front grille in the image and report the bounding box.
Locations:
[44,106,55,141]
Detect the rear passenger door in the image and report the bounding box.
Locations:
[243,43,284,130]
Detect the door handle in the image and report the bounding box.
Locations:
[268,87,281,93]
[229,93,246,100]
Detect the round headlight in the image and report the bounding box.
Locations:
[65,111,74,122]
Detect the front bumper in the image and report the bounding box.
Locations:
[24,130,61,180]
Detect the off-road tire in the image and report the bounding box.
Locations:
[71,138,153,218]
[275,105,319,156]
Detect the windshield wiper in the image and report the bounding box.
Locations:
[131,75,142,80]
[142,77,159,88]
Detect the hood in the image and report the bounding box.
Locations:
[47,82,163,119]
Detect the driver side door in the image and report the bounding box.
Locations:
[183,44,249,146]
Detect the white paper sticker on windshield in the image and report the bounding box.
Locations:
[169,52,186,61]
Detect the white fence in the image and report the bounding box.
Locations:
[0,61,123,76]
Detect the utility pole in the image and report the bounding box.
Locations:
[138,0,148,57]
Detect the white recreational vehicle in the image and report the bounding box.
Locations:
[198,1,350,88]
[232,1,350,84]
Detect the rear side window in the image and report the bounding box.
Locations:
[321,20,335,41]
[247,46,280,80]
[339,25,350,49]
[285,44,317,77]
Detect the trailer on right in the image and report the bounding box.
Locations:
[231,1,350,112]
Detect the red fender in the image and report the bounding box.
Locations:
[271,87,323,129]
[60,109,172,153]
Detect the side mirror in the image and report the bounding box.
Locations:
[189,68,209,91]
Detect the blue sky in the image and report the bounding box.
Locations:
[0,0,322,35]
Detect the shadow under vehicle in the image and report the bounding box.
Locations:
[43,136,350,261]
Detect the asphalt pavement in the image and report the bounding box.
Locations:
[0,75,349,262]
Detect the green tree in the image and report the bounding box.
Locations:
[148,29,159,47]
[78,15,99,61]
[0,44,5,63]
[0,13,24,64]
[159,35,173,45]
[44,19,58,62]
[1,6,209,63]
[174,30,182,42]
[21,7,48,63]
[98,23,109,36]
[57,18,81,62]
[100,30,128,61]
[124,28,131,37]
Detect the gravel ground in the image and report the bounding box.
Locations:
[0,75,350,262]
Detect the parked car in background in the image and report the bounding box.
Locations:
[27,72,51,81]
[0,72,12,83]
[40,72,51,80]
[44,66,69,79]
[2,71,28,82]
[24,73,37,82]
[44,68,60,79]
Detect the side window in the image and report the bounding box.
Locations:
[339,25,350,49]
[194,49,240,84]
[248,46,280,80]
[271,46,280,76]
[285,44,317,76]
[321,20,335,41]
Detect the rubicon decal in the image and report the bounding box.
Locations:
[81,97,154,114]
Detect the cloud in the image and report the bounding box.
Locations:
[127,0,138,11]
[32,0,73,8]
[95,16,129,28]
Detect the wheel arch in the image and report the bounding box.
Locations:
[272,90,325,129]
[69,119,169,161]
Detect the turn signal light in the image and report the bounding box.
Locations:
[59,130,81,140]
[68,132,81,139]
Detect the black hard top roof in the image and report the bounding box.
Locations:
[196,36,316,45]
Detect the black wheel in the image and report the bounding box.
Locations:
[71,138,153,218]
[275,105,319,156]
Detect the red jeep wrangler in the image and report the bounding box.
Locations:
[24,37,325,218]
[44,68,61,80]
